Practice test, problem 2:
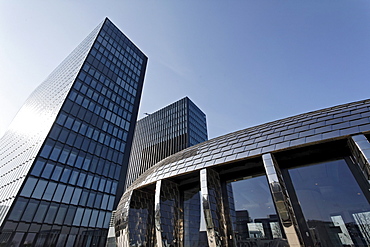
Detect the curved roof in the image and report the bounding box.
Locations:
[127,99,370,191]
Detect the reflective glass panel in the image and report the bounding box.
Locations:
[288,158,370,246]
[229,175,287,246]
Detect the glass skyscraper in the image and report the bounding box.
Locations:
[124,97,207,189]
[0,18,147,246]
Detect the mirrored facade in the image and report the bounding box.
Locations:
[116,99,370,247]
[0,18,147,246]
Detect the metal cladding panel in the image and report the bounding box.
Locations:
[124,99,370,192]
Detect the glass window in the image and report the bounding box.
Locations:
[98,179,106,192]
[92,176,100,191]
[114,166,121,180]
[8,198,28,221]
[44,203,58,224]
[73,208,84,226]
[50,143,63,161]
[59,146,71,164]
[103,211,112,228]
[111,181,117,194]
[77,173,86,187]
[58,129,69,143]
[41,162,54,179]
[89,210,99,227]
[23,233,36,247]
[69,170,79,185]
[52,184,66,202]
[40,140,54,158]
[32,180,48,199]
[20,177,38,197]
[64,206,77,225]
[66,132,77,146]
[96,211,105,228]
[33,201,49,223]
[105,180,112,194]
[71,188,82,205]
[62,186,74,204]
[85,174,93,188]
[287,158,370,246]
[42,181,57,201]
[30,160,46,176]
[94,193,103,209]
[75,153,85,169]
[21,200,39,222]
[51,165,63,181]
[67,149,78,166]
[81,209,92,227]
[87,192,96,207]
[79,190,89,206]
[60,168,72,183]
[82,155,91,170]
[65,116,74,129]
[228,175,286,246]
[55,204,68,224]
[10,233,24,247]
[107,195,115,211]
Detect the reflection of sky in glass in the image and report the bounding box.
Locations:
[289,159,370,223]
[231,175,276,220]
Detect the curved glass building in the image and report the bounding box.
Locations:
[115,99,370,247]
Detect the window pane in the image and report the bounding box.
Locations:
[43,181,57,201]
[33,201,49,223]
[8,198,28,221]
[44,203,58,224]
[32,180,48,199]
[81,209,92,227]
[73,208,84,226]
[41,163,54,179]
[64,206,77,225]
[52,184,66,202]
[20,177,37,197]
[71,188,82,205]
[21,200,39,222]
[51,166,63,181]
[62,186,74,204]
[228,175,286,246]
[30,160,46,176]
[55,205,68,224]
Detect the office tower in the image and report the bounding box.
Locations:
[124,97,208,189]
[0,18,147,246]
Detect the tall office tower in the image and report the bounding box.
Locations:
[0,18,147,246]
[124,97,207,189]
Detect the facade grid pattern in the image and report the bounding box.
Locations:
[124,97,207,189]
[0,18,147,246]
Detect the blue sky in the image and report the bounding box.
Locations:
[1,1,370,139]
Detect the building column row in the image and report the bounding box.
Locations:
[117,134,370,246]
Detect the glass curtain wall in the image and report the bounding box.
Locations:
[285,158,370,246]
[227,175,288,247]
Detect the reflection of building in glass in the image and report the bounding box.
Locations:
[124,97,207,189]
[115,99,370,247]
[235,211,280,242]
[0,18,147,246]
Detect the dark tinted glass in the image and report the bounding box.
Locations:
[288,159,370,246]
